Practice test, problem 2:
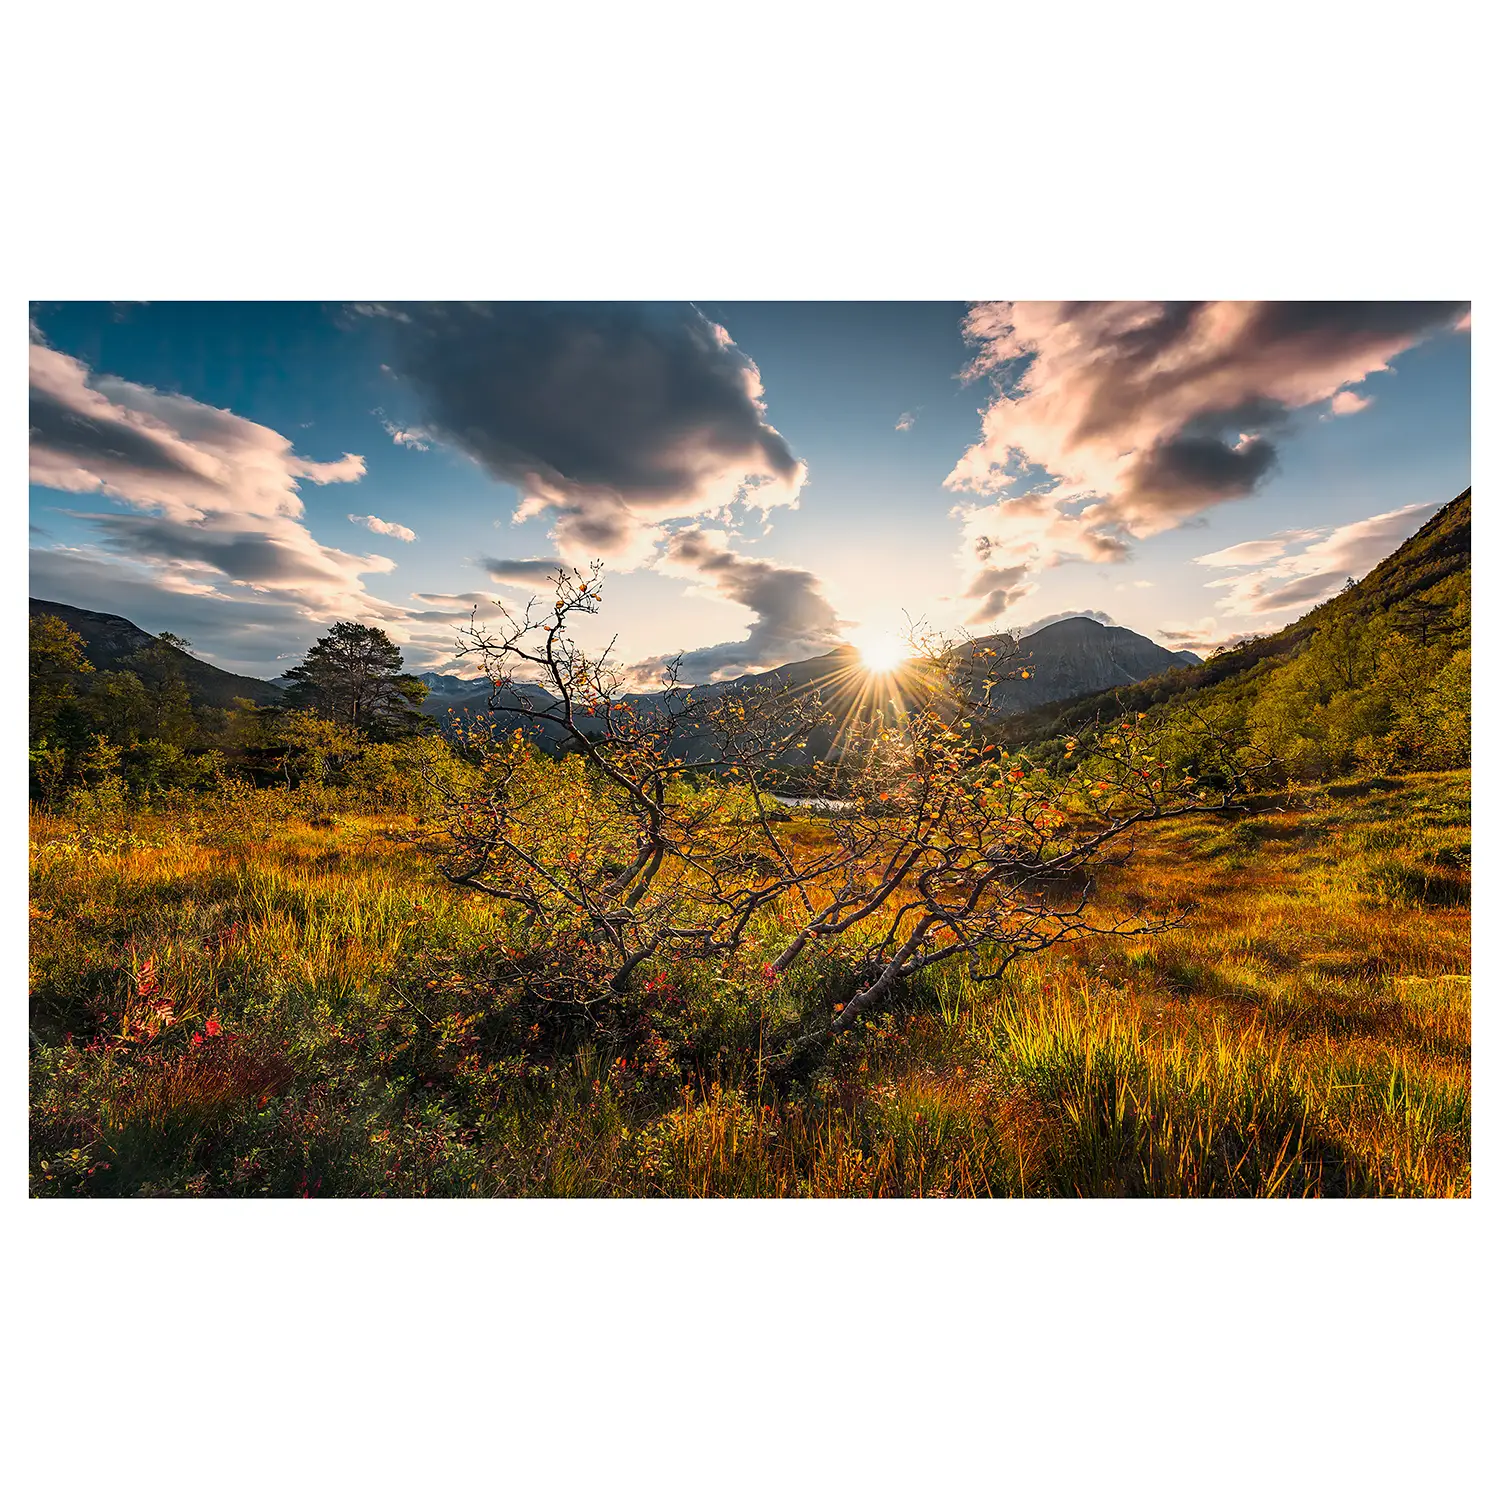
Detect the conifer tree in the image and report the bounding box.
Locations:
[283,621,429,738]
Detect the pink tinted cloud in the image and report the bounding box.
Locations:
[944,301,1464,613]
[1194,528,1323,568]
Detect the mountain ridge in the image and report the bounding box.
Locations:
[27,599,284,709]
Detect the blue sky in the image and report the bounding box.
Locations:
[28,301,1470,679]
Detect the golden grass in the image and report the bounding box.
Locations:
[29,772,1469,1197]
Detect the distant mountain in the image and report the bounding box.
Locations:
[416,671,494,709]
[33,589,1198,755]
[528,618,1202,765]
[28,600,284,709]
[968,616,1196,714]
[680,618,1195,719]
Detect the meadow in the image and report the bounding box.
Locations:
[28,768,1470,1197]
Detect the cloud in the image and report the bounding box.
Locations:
[67,511,397,591]
[30,344,368,509]
[1328,389,1372,417]
[481,556,567,588]
[1154,617,1260,656]
[944,301,1466,605]
[1015,609,1116,636]
[28,544,342,677]
[412,590,507,611]
[398,591,522,667]
[895,410,918,432]
[25,333,440,674]
[1201,500,1444,617]
[362,302,807,568]
[377,414,431,450]
[635,528,846,684]
[349,513,418,542]
[1193,528,1322,568]
[962,560,1035,624]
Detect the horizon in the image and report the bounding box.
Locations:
[26,591,1212,688]
[28,301,1471,683]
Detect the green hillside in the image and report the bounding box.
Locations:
[998,490,1471,782]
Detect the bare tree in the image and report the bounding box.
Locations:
[426,568,1252,1057]
[748,626,1254,1057]
[427,564,864,1013]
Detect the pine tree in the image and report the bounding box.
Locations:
[282,622,429,738]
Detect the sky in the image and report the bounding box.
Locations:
[28,300,1471,683]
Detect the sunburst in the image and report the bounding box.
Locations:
[856,633,908,675]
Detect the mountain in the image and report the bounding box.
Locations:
[28,600,284,709]
[993,487,1471,750]
[971,616,1196,714]
[47,487,1457,768]
[660,618,1192,709]
[32,590,1201,755]
[415,671,496,710]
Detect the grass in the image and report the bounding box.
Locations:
[28,771,1470,1197]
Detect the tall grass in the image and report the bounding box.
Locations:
[29,771,1469,1196]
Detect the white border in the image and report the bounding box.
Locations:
[4,3,1488,1495]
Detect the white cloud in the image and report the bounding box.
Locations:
[378,414,431,450]
[349,513,418,542]
[1203,500,1444,617]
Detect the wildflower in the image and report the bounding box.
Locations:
[191,1032,204,1048]
[205,1017,222,1038]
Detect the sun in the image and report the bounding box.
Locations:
[857,633,908,674]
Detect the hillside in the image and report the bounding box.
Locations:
[28,599,284,709]
[994,489,1472,756]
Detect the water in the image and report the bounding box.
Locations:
[770,794,857,814]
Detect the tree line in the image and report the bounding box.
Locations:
[28,615,434,805]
